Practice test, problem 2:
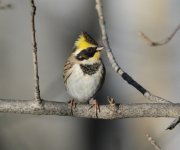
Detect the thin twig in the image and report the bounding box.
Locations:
[139,25,180,46]
[146,134,163,150]
[166,117,180,130]
[0,99,180,119]
[140,25,180,128]
[95,0,172,104]
[31,0,41,103]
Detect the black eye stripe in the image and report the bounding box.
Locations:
[76,47,97,61]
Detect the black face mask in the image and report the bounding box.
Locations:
[76,47,97,61]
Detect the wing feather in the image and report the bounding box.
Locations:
[63,57,74,85]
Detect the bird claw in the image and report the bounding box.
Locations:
[108,97,116,106]
[68,100,76,115]
[89,99,100,118]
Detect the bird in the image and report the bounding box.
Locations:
[63,32,105,115]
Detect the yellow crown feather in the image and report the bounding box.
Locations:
[74,32,97,51]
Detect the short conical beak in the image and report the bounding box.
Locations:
[96,46,104,51]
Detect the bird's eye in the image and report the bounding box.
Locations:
[88,48,94,53]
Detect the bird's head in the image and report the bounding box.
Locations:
[72,32,103,63]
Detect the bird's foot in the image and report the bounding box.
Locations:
[89,99,100,118]
[68,99,76,115]
[108,97,116,106]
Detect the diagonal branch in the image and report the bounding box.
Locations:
[95,0,180,130]
[166,116,180,130]
[0,99,180,119]
[31,0,41,103]
[146,134,163,150]
[139,24,180,46]
[139,25,180,129]
[95,0,172,104]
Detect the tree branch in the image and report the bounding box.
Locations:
[139,24,180,129]
[166,116,180,130]
[146,134,163,150]
[95,0,180,130]
[30,0,41,103]
[139,24,180,46]
[95,0,172,104]
[0,99,180,119]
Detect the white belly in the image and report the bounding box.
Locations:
[66,64,103,102]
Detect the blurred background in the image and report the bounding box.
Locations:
[0,0,180,149]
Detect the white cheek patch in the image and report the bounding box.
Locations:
[81,59,98,65]
[73,50,81,56]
